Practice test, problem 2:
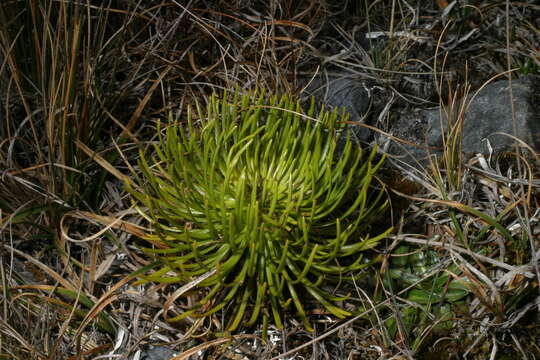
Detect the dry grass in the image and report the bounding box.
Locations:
[1,0,539,359]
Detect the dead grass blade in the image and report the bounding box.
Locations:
[122,65,173,138]
[74,140,130,184]
[3,245,77,292]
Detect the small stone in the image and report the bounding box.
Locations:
[138,346,177,360]
[302,73,372,144]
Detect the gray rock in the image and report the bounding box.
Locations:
[137,346,177,360]
[302,73,372,144]
[385,76,540,169]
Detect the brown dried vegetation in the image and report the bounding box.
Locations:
[0,0,539,359]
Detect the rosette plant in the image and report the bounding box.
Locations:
[126,90,392,332]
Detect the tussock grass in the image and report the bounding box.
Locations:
[1,0,539,359]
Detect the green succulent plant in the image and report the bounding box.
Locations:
[383,245,470,347]
[126,90,392,332]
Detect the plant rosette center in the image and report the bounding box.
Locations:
[126,90,392,332]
